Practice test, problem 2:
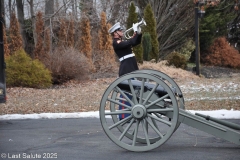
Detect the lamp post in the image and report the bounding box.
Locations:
[194,2,200,76]
[193,0,222,76]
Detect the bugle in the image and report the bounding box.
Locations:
[124,18,146,39]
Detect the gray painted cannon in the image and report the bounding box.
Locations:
[99,70,240,152]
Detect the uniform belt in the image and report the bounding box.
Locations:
[119,53,135,62]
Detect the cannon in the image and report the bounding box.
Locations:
[99,70,240,152]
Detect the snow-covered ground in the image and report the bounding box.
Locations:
[0,109,239,120]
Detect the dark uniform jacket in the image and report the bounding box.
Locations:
[112,33,142,77]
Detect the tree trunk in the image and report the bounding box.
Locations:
[75,0,78,20]
[63,0,68,14]
[71,0,75,17]
[0,0,5,25]
[45,0,54,54]
[45,0,54,27]
[16,0,27,50]
[27,0,37,48]
[8,0,13,20]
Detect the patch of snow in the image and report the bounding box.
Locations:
[185,96,240,101]
[0,110,239,120]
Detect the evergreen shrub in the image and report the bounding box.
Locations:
[166,51,187,69]
[6,49,52,88]
[179,39,195,61]
[142,33,152,61]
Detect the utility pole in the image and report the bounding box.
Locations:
[0,2,6,103]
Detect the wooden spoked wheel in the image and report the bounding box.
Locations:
[133,70,185,132]
[99,72,179,152]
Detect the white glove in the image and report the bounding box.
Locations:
[132,23,138,32]
[137,26,141,34]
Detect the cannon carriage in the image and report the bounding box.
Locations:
[99,70,240,152]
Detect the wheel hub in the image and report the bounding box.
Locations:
[132,104,147,119]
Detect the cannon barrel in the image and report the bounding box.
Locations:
[118,80,181,97]
[195,113,240,130]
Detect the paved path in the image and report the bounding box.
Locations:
[0,118,239,160]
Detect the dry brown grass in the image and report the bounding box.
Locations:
[0,61,240,115]
[139,61,200,81]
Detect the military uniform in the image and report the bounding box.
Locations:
[112,33,142,76]
[108,22,142,120]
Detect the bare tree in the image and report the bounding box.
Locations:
[0,0,6,25]
[133,0,195,58]
[45,0,54,27]
[101,0,130,26]
[8,0,12,17]
[16,0,27,50]
[0,0,3,13]
[62,0,68,14]
[153,1,195,58]
[27,0,37,47]
[80,0,99,26]
[8,0,16,20]
[70,0,76,18]
[44,0,54,53]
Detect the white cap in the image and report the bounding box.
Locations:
[108,22,123,34]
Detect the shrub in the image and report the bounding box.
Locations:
[142,32,152,61]
[179,39,195,61]
[166,51,187,69]
[6,49,52,88]
[143,4,159,61]
[9,13,23,54]
[34,11,45,59]
[92,50,118,78]
[48,47,91,84]
[202,37,240,69]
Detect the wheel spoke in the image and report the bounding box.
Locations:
[107,98,132,110]
[141,98,165,108]
[105,110,131,115]
[145,118,148,134]
[141,119,150,146]
[147,108,174,113]
[132,120,140,146]
[115,97,128,102]
[146,94,169,109]
[109,116,132,130]
[119,119,135,141]
[151,117,160,131]
[116,86,134,106]
[153,113,164,119]
[128,79,138,104]
[139,78,145,104]
[147,114,172,126]
[143,84,159,106]
[145,118,164,138]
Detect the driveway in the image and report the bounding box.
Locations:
[0,118,239,160]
